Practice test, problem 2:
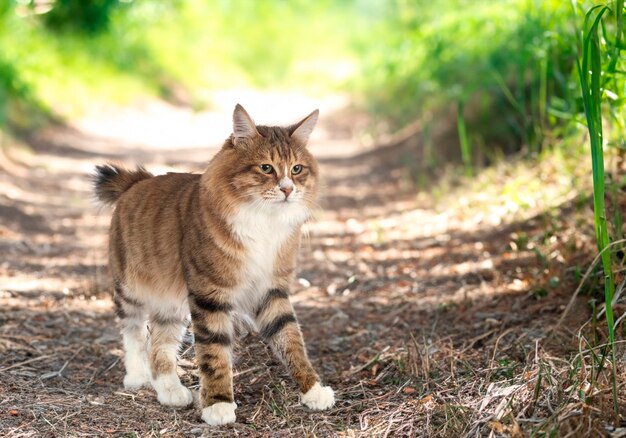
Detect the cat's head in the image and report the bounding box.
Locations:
[206,104,320,218]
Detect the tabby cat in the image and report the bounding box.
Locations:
[93,105,335,425]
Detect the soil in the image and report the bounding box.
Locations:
[0,92,621,437]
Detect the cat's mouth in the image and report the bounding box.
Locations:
[261,194,303,206]
[271,197,301,206]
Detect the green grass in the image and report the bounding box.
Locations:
[355,1,625,167]
[0,7,155,120]
[456,99,472,176]
[356,1,578,138]
[2,1,623,154]
[577,0,624,416]
[0,1,364,122]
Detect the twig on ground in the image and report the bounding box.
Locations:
[488,327,517,372]
[553,239,626,331]
[41,346,84,380]
[0,355,54,373]
[461,328,499,353]
[349,346,390,375]
[234,366,264,378]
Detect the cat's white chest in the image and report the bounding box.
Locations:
[229,202,307,314]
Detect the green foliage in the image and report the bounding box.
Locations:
[456,100,472,176]
[0,59,20,126]
[356,0,621,156]
[120,0,361,89]
[0,0,623,166]
[0,1,155,120]
[0,0,365,123]
[0,51,51,131]
[42,0,125,34]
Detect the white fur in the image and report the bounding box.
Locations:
[229,201,309,316]
[128,280,189,316]
[122,321,150,390]
[123,368,150,390]
[120,283,191,400]
[152,374,193,407]
[201,402,237,426]
[301,382,335,410]
[279,176,294,194]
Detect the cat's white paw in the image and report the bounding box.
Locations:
[123,371,150,390]
[301,382,335,410]
[152,375,193,407]
[201,402,237,426]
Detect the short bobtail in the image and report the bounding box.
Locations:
[93,163,153,205]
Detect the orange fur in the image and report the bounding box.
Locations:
[94,105,334,425]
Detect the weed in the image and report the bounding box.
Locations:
[577,0,624,415]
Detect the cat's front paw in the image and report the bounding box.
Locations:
[152,375,193,407]
[201,402,237,426]
[123,371,150,390]
[157,385,193,407]
[301,382,335,410]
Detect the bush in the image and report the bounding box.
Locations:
[42,0,126,34]
[355,0,619,158]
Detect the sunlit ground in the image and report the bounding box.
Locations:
[1,87,615,436]
[1,0,625,435]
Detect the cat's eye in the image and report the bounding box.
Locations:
[292,164,303,175]
[260,164,274,174]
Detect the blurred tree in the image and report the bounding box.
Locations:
[42,0,125,34]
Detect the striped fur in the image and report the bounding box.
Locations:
[96,105,334,426]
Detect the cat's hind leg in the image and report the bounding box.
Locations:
[114,282,150,390]
[147,302,193,407]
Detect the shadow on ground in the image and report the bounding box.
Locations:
[0,107,608,436]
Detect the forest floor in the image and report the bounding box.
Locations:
[1,91,624,437]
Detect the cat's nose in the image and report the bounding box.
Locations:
[280,186,293,198]
[279,178,294,199]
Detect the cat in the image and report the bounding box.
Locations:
[93,104,335,426]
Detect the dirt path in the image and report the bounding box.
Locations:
[0,92,594,436]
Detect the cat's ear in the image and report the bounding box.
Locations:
[232,104,259,146]
[289,109,319,145]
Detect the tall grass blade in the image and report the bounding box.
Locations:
[577,4,618,415]
[606,0,624,79]
[456,100,472,176]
